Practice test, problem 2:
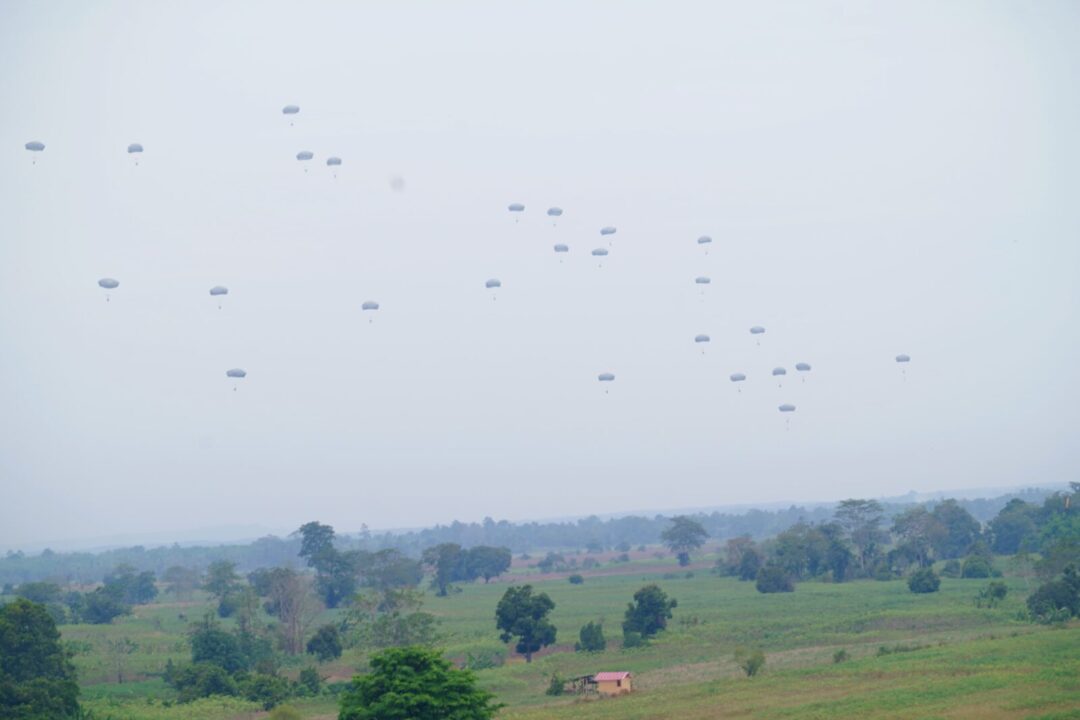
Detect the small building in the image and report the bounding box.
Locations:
[593,671,632,695]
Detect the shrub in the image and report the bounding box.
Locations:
[463,649,505,670]
[941,559,961,578]
[568,574,584,585]
[169,662,238,703]
[1026,565,1080,621]
[296,667,322,697]
[734,647,765,677]
[907,568,940,594]
[575,621,606,653]
[307,624,343,662]
[962,556,993,579]
[241,672,292,710]
[833,649,849,663]
[975,581,1008,609]
[268,707,303,720]
[755,566,794,593]
[622,631,646,649]
[545,673,565,696]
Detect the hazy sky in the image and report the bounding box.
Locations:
[2,1,1078,551]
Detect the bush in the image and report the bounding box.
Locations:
[268,707,303,720]
[1026,565,1080,621]
[622,631,646,649]
[568,574,584,585]
[575,621,606,652]
[307,624,343,662]
[169,662,239,703]
[463,649,505,670]
[941,559,961,578]
[734,647,765,677]
[241,672,292,710]
[907,568,940,594]
[755,566,794,593]
[833,649,849,663]
[962,556,993,579]
[296,667,322,697]
[975,581,1008,609]
[545,673,565,696]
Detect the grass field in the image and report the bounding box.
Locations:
[55,553,1079,719]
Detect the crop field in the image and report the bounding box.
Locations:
[55,552,1080,720]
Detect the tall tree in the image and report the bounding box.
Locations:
[988,499,1037,555]
[204,560,241,616]
[891,506,944,568]
[835,499,886,574]
[929,500,982,559]
[0,599,81,719]
[495,585,556,663]
[296,522,356,608]
[265,568,322,655]
[465,546,512,583]
[661,516,708,567]
[339,646,500,720]
[422,543,466,597]
[622,584,677,638]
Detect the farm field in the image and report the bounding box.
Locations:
[59,554,1080,719]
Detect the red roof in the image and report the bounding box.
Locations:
[594,672,631,681]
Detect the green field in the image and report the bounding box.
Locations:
[62,554,1079,719]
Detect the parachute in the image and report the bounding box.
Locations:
[25,141,45,152]
[508,203,525,212]
[326,157,342,166]
[697,236,712,245]
[695,276,711,285]
[750,326,766,335]
[730,373,746,382]
[598,373,615,381]
[485,279,502,289]
[547,207,563,217]
[296,151,314,160]
[282,105,300,115]
[127,143,143,154]
[795,362,811,371]
[553,244,569,253]
[591,248,609,256]
[362,300,380,322]
[694,334,710,343]
[98,278,119,289]
[599,226,616,236]
[209,286,228,310]
[778,403,796,412]
[226,368,247,378]
[896,354,911,363]
[772,367,787,387]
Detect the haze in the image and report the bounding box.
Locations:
[1,0,1078,552]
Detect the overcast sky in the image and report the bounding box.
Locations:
[1,1,1078,552]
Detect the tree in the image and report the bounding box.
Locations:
[168,662,238,703]
[891,506,944,568]
[929,500,982,559]
[961,556,993,579]
[190,614,248,674]
[495,585,556,662]
[755,566,794,593]
[163,566,200,600]
[575,621,606,652]
[1026,564,1080,621]
[988,499,1037,555]
[295,522,357,609]
[835,499,886,575]
[339,646,501,720]
[347,589,440,650]
[358,549,423,591]
[734,646,766,677]
[204,560,240,616]
[907,567,941,594]
[738,548,763,581]
[622,584,677,638]
[106,637,138,683]
[0,599,81,719]
[103,566,158,605]
[306,624,343,662]
[80,587,132,624]
[975,581,1008,608]
[661,516,708,567]
[265,568,321,655]
[423,543,466,597]
[465,546,512,584]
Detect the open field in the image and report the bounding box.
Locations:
[53,553,1080,719]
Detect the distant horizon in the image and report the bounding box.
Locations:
[6,480,1066,556]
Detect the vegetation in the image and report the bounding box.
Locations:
[622,584,676,639]
[495,585,557,662]
[907,567,941,594]
[574,621,606,652]
[0,598,81,719]
[734,646,766,677]
[339,646,500,720]
[661,516,709,567]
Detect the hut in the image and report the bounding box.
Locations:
[593,671,632,695]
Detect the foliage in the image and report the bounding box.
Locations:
[575,621,606,652]
[495,586,557,662]
[661,516,708,567]
[545,673,565,696]
[79,587,132,624]
[239,672,291,710]
[0,598,81,719]
[465,546,512,584]
[168,662,238,702]
[103,565,159,605]
[190,615,248,674]
[961,556,992,579]
[423,543,466,597]
[1026,564,1080,621]
[163,566,200,600]
[733,646,765,677]
[833,649,849,663]
[622,584,676,638]
[346,589,440,650]
[306,624,343,661]
[940,559,961,578]
[296,666,322,697]
[755,566,794,593]
[267,706,303,720]
[907,567,941,594]
[835,499,886,575]
[974,581,1007,609]
[338,646,501,720]
[568,574,584,585]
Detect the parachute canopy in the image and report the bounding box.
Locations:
[296,151,314,161]
[779,403,796,412]
[361,301,380,311]
[508,203,525,212]
[598,372,615,382]
[695,276,711,285]
[772,367,787,376]
[795,362,811,372]
[599,226,617,236]
[127,143,143,154]
[326,157,342,166]
[98,278,119,290]
[25,141,45,152]
[485,279,501,289]
[226,368,247,378]
[592,248,609,257]
[730,373,747,382]
[697,235,712,245]
[553,244,569,253]
[547,207,563,217]
[896,354,911,363]
[694,334,710,343]
[282,105,300,115]
[209,286,228,296]
[750,326,766,335]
